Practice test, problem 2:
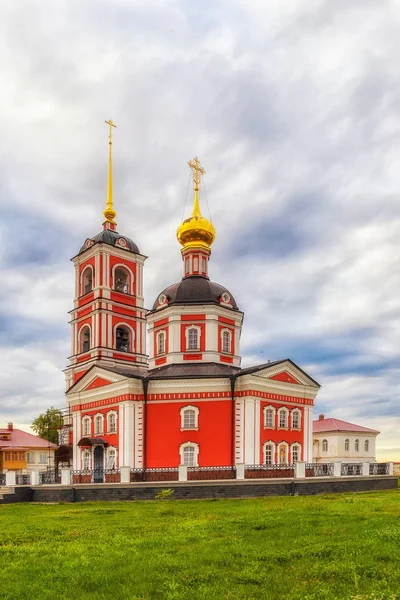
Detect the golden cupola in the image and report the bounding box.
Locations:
[177,157,216,250]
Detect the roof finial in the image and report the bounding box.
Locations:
[187,156,205,217]
[104,120,117,224]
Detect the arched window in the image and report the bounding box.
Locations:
[157,331,166,355]
[81,326,91,353]
[94,414,104,435]
[291,444,301,463]
[322,439,328,452]
[82,266,93,295]
[201,258,206,273]
[345,438,350,451]
[180,443,199,467]
[180,406,199,430]
[82,449,91,470]
[264,407,275,428]
[107,412,117,434]
[279,444,288,465]
[222,330,231,353]
[82,416,91,436]
[291,409,301,430]
[114,267,130,294]
[187,327,199,350]
[107,448,116,469]
[185,257,190,274]
[264,443,274,465]
[278,408,288,429]
[116,326,130,352]
[355,439,359,452]
[193,257,199,271]
[364,439,369,452]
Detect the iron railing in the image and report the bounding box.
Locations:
[341,463,362,476]
[369,463,390,475]
[305,463,334,477]
[130,468,179,482]
[71,469,121,484]
[245,463,295,479]
[16,474,31,485]
[187,466,236,481]
[0,473,6,486]
[39,470,61,484]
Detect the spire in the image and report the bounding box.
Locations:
[103,119,117,224]
[188,156,206,217]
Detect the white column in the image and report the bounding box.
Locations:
[61,469,71,485]
[235,398,245,464]
[179,466,187,482]
[295,462,306,478]
[72,411,81,470]
[333,462,341,477]
[236,463,245,480]
[134,402,144,468]
[31,471,40,485]
[303,407,313,462]
[120,466,130,483]
[6,471,16,486]
[388,462,394,475]
[362,462,370,477]
[244,398,260,465]
[119,404,125,466]
[123,403,134,468]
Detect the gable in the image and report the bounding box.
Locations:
[66,365,129,395]
[237,359,320,389]
[84,377,115,391]
[269,371,300,385]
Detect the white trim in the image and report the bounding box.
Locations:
[185,325,201,351]
[80,264,94,296]
[263,405,276,428]
[278,441,289,464]
[291,408,301,430]
[263,441,276,465]
[94,413,104,435]
[180,405,199,430]
[107,410,118,434]
[277,407,289,429]
[78,323,92,353]
[113,322,136,353]
[179,442,199,467]
[82,415,92,437]
[156,330,166,355]
[220,328,232,354]
[291,443,301,463]
[112,263,135,295]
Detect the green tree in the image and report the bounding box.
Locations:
[31,407,63,444]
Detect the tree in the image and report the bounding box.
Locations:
[31,407,63,444]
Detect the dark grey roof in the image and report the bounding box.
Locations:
[152,276,239,311]
[79,229,140,255]
[148,362,240,379]
[237,359,321,387]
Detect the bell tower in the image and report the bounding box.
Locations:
[65,121,147,389]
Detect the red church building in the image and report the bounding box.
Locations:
[65,125,320,479]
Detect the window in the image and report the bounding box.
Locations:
[185,257,190,274]
[180,443,199,467]
[291,445,300,463]
[114,267,129,294]
[81,326,91,353]
[291,410,301,429]
[5,452,10,461]
[107,448,116,469]
[264,407,275,428]
[19,452,25,461]
[157,331,166,355]
[355,439,359,452]
[94,415,104,435]
[82,266,93,295]
[82,416,91,436]
[264,444,274,465]
[278,408,288,429]
[39,452,47,464]
[345,438,349,451]
[116,326,130,352]
[187,327,199,350]
[201,258,206,273]
[279,444,288,464]
[222,330,231,353]
[108,412,117,433]
[365,440,369,452]
[193,257,199,271]
[83,450,91,470]
[180,406,199,430]
[322,439,328,452]
[27,452,34,463]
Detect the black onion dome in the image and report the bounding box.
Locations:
[79,229,140,254]
[152,276,239,311]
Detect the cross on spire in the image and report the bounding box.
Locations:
[188,156,205,192]
[104,120,117,225]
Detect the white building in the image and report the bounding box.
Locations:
[313,415,379,463]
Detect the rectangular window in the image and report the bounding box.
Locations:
[12,452,18,461]
[157,332,165,355]
[292,446,300,462]
[265,446,273,465]
[5,452,10,461]
[187,328,199,350]
[279,411,287,428]
[183,410,196,429]
[183,447,195,467]
[19,452,25,461]
[39,452,47,464]
[265,409,274,428]
[83,418,90,436]
[201,258,206,273]
[83,452,90,470]
[222,331,231,353]
[27,452,34,463]
[95,416,103,434]
[108,414,116,433]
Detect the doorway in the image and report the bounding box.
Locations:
[93,446,104,483]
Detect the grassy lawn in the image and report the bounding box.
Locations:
[1,490,400,600]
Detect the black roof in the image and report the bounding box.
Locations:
[152,276,239,311]
[79,229,140,255]
[148,362,240,379]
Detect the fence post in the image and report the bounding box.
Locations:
[31,471,40,485]
[6,471,16,486]
[236,464,245,480]
[61,468,71,485]
[178,466,187,482]
[120,466,130,484]
[333,462,341,477]
[388,462,394,475]
[294,462,306,478]
[362,462,370,477]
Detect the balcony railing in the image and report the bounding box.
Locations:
[305,463,334,477]
[187,466,236,481]
[16,474,31,485]
[39,470,61,484]
[245,464,295,479]
[369,463,390,475]
[0,473,6,486]
[71,469,121,484]
[130,468,179,482]
[341,463,362,476]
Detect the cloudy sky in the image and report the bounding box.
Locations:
[1,0,399,460]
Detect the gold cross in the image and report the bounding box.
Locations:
[188,156,205,191]
[105,119,117,144]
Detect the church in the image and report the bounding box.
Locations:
[64,122,320,479]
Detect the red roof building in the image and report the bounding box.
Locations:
[312,415,379,463]
[0,423,58,473]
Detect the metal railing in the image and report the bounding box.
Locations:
[0,473,6,486]
[39,470,61,484]
[16,474,31,485]
[341,463,362,476]
[369,463,390,475]
[187,466,236,481]
[130,468,179,482]
[71,469,121,484]
[245,463,295,479]
[305,463,334,477]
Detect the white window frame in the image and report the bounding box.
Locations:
[355,439,359,452]
[278,407,289,429]
[322,439,328,452]
[263,406,276,429]
[291,444,301,463]
[82,416,91,437]
[193,257,199,271]
[291,409,301,430]
[156,330,166,355]
[112,263,134,295]
[185,325,201,351]
[364,439,369,452]
[39,452,47,464]
[26,452,34,464]
[79,325,91,353]
[82,449,91,470]
[106,447,117,469]
[94,413,104,435]
[201,257,206,273]
[344,438,350,451]
[81,265,94,296]
[278,443,289,465]
[180,442,199,467]
[221,329,232,354]
[180,405,199,430]
[107,411,118,434]
[263,441,276,465]
[114,323,135,353]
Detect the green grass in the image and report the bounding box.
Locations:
[1,491,400,600]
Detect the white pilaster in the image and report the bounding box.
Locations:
[123,403,135,468]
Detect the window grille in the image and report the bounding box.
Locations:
[187,328,199,350]
[222,331,231,353]
[183,409,196,429]
[83,450,90,470]
[108,413,116,433]
[279,410,288,428]
[95,415,103,434]
[292,445,300,462]
[264,445,273,465]
[83,418,90,436]
[183,446,196,467]
[322,439,328,452]
[264,408,274,428]
[116,327,130,352]
[292,410,300,429]
[157,332,165,355]
[107,450,116,469]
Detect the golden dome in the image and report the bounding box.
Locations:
[177,156,216,250]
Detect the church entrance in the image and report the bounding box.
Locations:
[93,446,104,483]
